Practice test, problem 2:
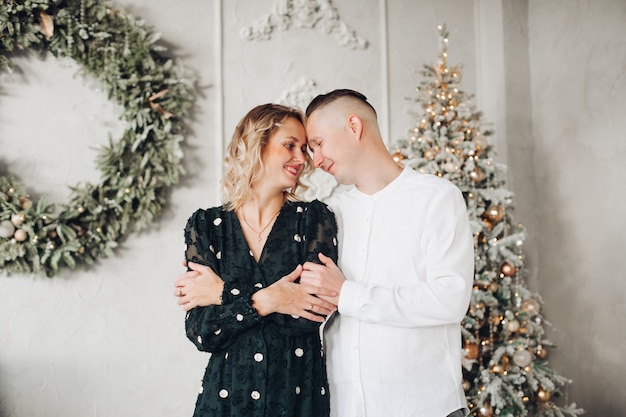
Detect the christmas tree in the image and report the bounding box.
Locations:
[390,25,583,417]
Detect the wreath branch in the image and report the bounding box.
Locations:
[0,0,195,276]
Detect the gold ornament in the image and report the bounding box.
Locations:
[478,402,493,417]
[523,299,541,315]
[464,343,479,359]
[505,319,520,332]
[19,196,32,210]
[490,364,504,374]
[485,205,505,222]
[474,135,488,154]
[513,349,532,367]
[536,346,548,359]
[462,380,471,392]
[469,167,485,183]
[482,218,493,230]
[10,213,25,227]
[391,151,406,162]
[424,149,436,160]
[13,228,28,242]
[537,387,552,402]
[500,261,517,277]
[490,314,503,326]
[37,10,54,40]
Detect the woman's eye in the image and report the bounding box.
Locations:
[285,143,294,150]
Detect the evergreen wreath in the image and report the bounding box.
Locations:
[0,0,195,277]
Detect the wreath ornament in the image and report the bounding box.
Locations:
[0,0,195,276]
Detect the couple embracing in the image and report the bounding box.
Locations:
[174,89,474,417]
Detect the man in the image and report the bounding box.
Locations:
[300,89,474,417]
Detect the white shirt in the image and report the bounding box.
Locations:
[324,167,474,417]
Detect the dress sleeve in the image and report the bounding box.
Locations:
[268,200,339,331]
[338,186,474,327]
[183,209,263,353]
[302,200,339,265]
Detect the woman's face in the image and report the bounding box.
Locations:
[259,117,308,192]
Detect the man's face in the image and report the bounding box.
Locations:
[305,110,351,184]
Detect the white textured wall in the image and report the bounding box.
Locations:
[526,0,626,414]
[1,0,624,416]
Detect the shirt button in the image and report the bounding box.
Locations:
[219,389,228,398]
[236,314,244,321]
[251,390,261,400]
[295,386,301,395]
[254,353,264,362]
[294,348,304,357]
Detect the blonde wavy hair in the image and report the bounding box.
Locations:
[221,103,313,211]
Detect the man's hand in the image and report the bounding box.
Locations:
[301,253,345,306]
[252,265,338,323]
[174,261,224,311]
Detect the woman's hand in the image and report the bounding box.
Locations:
[251,265,338,323]
[174,261,224,311]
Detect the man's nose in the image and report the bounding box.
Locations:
[312,150,324,168]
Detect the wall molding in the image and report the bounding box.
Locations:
[241,0,368,50]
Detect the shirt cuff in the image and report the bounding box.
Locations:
[338,280,364,317]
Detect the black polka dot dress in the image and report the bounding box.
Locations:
[183,200,338,417]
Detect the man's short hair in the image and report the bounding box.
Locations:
[305,88,377,118]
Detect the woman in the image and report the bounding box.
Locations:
[175,103,338,417]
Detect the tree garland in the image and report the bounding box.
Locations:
[0,0,195,277]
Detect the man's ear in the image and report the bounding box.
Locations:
[347,114,363,139]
